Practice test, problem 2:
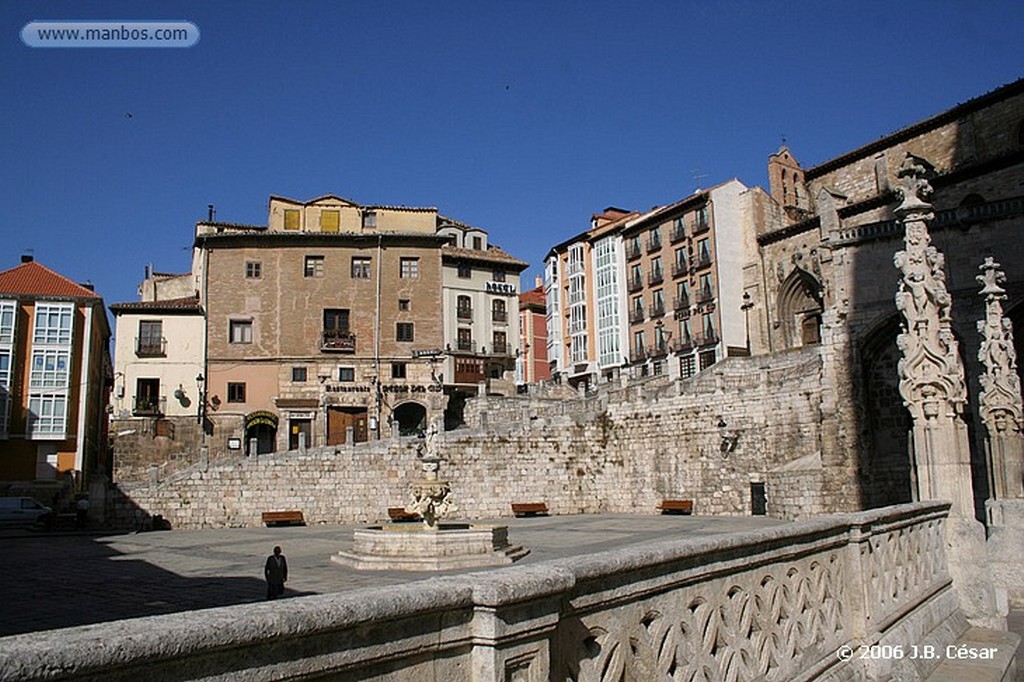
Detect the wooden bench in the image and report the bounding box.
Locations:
[261,510,305,527]
[511,502,549,517]
[657,499,694,515]
[388,507,421,522]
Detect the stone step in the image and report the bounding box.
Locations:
[925,627,1020,682]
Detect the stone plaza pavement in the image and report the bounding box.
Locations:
[3,513,786,637]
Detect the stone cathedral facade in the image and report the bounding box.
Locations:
[749,78,1024,518]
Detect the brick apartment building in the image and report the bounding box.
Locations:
[111,194,526,464]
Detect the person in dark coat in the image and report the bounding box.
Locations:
[264,546,287,600]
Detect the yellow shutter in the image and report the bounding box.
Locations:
[284,209,300,231]
[321,210,340,233]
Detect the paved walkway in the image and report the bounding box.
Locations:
[4,514,783,637]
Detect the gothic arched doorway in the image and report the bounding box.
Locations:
[859,317,913,509]
[778,268,823,348]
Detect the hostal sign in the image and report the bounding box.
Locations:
[486,281,517,296]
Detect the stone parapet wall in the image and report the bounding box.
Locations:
[108,348,833,528]
[3,503,1000,682]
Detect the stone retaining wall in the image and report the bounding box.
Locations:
[4,503,1007,682]
[108,348,831,529]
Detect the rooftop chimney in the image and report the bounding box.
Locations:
[21,253,33,263]
[79,281,94,292]
[208,204,216,222]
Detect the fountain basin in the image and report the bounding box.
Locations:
[331,524,529,571]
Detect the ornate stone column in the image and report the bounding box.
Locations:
[893,153,1002,627]
[977,257,1024,607]
[893,153,974,517]
[976,257,1024,501]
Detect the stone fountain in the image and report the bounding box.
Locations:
[332,431,528,571]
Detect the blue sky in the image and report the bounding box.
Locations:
[2,1,1023,313]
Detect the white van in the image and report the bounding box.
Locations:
[0,497,53,525]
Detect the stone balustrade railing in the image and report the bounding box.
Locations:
[0,502,964,681]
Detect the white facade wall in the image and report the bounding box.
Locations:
[112,312,205,419]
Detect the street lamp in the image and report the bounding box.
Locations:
[740,292,754,354]
[195,373,205,426]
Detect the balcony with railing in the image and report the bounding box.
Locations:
[696,331,719,347]
[490,342,510,356]
[455,338,477,353]
[648,342,669,359]
[457,307,473,322]
[671,336,694,353]
[133,395,166,416]
[628,307,645,325]
[671,260,688,278]
[629,347,647,363]
[646,235,662,253]
[674,297,691,318]
[670,223,686,243]
[647,269,664,286]
[322,330,356,352]
[693,218,710,235]
[136,337,166,357]
[693,253,712,270]
[492,310,508,324]
[695,287,715,304]
[649,300,665,318]
[627,276,644,293]
[626,243,642,261]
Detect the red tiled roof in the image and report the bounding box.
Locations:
[519,286,546,308]
[0,261,100,299]
[442,244,528,269]
[109,296,202,315]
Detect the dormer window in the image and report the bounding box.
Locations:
[473,236,483,250]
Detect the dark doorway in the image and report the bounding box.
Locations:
[245,424,276,455]
[289,419,311,450]
[751,482,767,516]
[393,402,427,436]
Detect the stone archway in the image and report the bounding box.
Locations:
[393,401,427,437]
[777,268,823,348]
[859,316,913,509]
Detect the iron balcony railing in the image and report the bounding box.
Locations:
[457,307,473,321]
[671,336,694,353]
[648,343,669,358]
[491,342,510,356]
[695,288,715,304]
[492,310,508,323]
[693,219,710,235]
[629,347,647,363]
[456,339,477,353]
[646,235,662,253]
[647,269,664,286]
[649,301,665,318]
[693,253,712,270]
[135,337,166,357]
[629,308,645,325]
[626,243,642,261]
[670,224,686,243]
[133,395,166,416]
[627,276,644,293]
[321,330,356,352]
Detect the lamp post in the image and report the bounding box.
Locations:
[741,292,754,354]
[195,373,205,426]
